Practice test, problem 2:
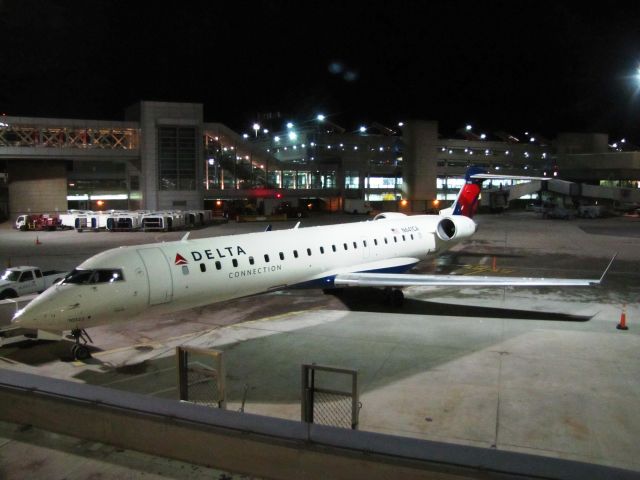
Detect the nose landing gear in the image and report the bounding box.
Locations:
[69,328,93,360]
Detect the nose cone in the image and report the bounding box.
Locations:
[12,287,79,331]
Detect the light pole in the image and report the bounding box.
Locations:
[253,123,260,138]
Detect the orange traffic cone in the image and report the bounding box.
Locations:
[35,236,41,245]
[617,304,629,330]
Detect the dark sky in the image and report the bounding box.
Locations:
[1,0,640,139]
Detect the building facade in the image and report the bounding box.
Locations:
[0,101,639,220]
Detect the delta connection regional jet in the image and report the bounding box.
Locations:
[12,167,612,360]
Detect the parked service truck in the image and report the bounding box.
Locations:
[0,266,69,299]
[343,199,372,214]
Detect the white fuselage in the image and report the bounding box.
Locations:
[12,214,476,332]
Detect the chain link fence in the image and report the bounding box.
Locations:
[301,364,360,429]
[176,346,226,409]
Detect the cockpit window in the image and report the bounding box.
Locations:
[62,269,125,285]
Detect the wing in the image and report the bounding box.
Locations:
[334,273,600,287]
[334,255,615,288]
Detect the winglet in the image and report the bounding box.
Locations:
[596,253,617,284]
[181,232,190,242]
[293,221,301,229]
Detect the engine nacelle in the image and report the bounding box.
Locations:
[373,212,407,221]
[435,215,476,241]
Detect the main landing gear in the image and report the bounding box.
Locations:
[68,328,93,361]
[384,288,405,307]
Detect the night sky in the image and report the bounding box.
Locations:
[1,1,639,140]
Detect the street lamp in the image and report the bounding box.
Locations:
[253,123,260,138]
[317,114,325,121]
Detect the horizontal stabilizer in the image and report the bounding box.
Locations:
[334,273,602,288]
[470,173,551,181]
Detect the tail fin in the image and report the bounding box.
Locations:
[440,166,486,218]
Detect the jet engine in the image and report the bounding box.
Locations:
[435,215,476,241]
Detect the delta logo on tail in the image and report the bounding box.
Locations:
[452,166,485,218]
[175,253,188,265]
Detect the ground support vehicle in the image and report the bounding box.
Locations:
[0,266,68,299]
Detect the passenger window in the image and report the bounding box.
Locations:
[232,259,238,267]
[374,239,378,246]
[35,270,42,278]
[307,248,312,256]
[182,266,189,275]
[20,271,34,282]
[384,238,388,244]
[294,250,299,258]
[249,256,255,265]
[402,235,406,241]
[264,254,270,263]
[343,243,348,250]
[410,234,414,240]
[394,236,397,243]
[363,240,367,247]
[332,245,336,252]
[200,263,206,272]
[279,252,285,260]
[320,246,325,254]
[215,261,222,270]
[353,241,357,249]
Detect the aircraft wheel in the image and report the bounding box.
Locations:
[72,344,91,361]
[389,289,404,307]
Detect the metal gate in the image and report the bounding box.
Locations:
[176,346,226,408]
[301,363,360,429]
[137,248,173,305]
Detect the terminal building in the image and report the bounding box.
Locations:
[1,100,639,220]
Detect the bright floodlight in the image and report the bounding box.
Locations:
[274,136,280,142]
[286,122,294,129]
[253,123,260,131]
[465,124,472,131]
[317,114,325,121]
[288,131,297,141]
[480,133,486,139]
[242,133,249,139]
[398,121,404,127]
[359,126,366,132]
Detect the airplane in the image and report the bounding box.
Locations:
[11,167,614,360]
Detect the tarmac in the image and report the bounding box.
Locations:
[0,211,639,477]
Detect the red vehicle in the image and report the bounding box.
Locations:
[14,214,63,231]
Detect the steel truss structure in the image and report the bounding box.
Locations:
[0,124,138,150]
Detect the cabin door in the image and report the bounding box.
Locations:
[137,248,174,305]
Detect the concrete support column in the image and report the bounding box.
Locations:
[402,120,439,212]
[7,160,67,217]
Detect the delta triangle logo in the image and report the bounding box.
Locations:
[175,253,188,266]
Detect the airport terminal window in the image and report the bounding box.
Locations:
[249,256,255,265]
[62,269,124,284]
[264,254,270,263]
[279,252,284,260]
[158,126,196,191]
[215,261,222,270]
[200,263,206,272]
[232,259,238,267]
[293,250,299,258]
